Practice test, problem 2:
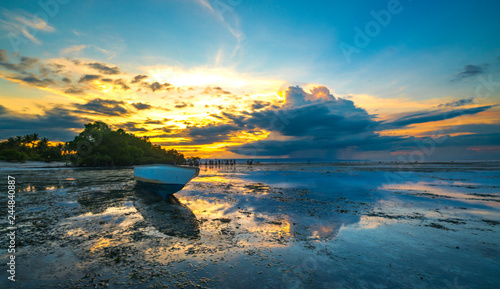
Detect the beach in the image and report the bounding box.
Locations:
[1,161,499,288]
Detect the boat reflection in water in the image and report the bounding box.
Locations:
[133,184,200,239]
[78,189,131,214]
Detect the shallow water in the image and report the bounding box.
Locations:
[0,162,499,288]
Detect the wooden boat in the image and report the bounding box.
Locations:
[134,164,199,197]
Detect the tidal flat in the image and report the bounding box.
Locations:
[0,162,499,288]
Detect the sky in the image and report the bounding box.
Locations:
[0,0,499,160]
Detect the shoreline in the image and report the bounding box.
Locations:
[2,159,500,170]
[0,160,70,169]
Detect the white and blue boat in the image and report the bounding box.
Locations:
[134,164,199,197]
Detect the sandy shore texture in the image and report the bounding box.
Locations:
[0,162,499,288]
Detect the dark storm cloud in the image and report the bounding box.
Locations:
[251,101,271,110]
[0,62,18,71]
[0,107,88,141]
[224,85,500,157]
[175,103,188,109]
[160,126,176,134]
[86,62,120,75]
[438,97,475,108]
[230,134,403,157]
[220,112,247,127]
[144,119,162,125]
[242,102,375,138]
[49,63,65,71]
[131,103,152,110]
[19,57,38,69]
[184,124,240,145]
[38,64,63,78]
[78,74,100,83]
[122,122,147,132]
[0,50,8,62]
[14,75,55,87]
[147,134,172,138]
[0,50,39,73]
[74,98,129,116]
[441,132,500,147]
[0,52,169,96]
[0,52,77,91]
[221,86,377,140]
[145,81,173,92]
[384,105,496,128]
[181,85,387,154]
[453,64,485,81]
[131,75,148,83]
[437,123,500,136]
[203,86,232,95]
[114,78,130,90]
[210,114,224,120]
[388,132,500,160]
[213,86,231,94]
[64,87,85,95]
[0,105,7,115]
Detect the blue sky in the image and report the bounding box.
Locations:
[1,0,499,160]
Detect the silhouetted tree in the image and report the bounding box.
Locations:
[0,134,64,162]
[66,121,187,166]
[0,121,193,165]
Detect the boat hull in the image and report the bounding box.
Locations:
[133,164,199,196]
[135,181,186,197]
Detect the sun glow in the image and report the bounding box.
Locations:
[96,81,114,93]
[145,65,284,90]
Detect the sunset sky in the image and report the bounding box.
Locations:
[1,0,499,160]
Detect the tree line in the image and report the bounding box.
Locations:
[0,121,190,166]
[0,133,64,162]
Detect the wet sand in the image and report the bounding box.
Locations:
[0,162,499,288]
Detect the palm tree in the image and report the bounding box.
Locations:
[6,137,17,148]
[32,133,39,143]
[37,137,49,151]
[23,133,39,148]
[15,136,23,145]
[22,134,33,147]
[15,136,26,151]
[31,133,39,148]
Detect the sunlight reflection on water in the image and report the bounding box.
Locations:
[0,163,499,288]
